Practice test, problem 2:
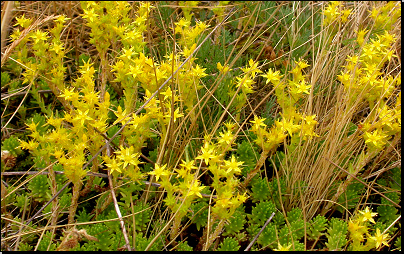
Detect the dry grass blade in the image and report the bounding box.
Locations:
[324,157,400,208]
[107,170,131,251]
[1,1,14,54]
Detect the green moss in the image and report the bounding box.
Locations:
[217,237,240,251]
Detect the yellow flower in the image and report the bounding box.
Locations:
[296,59,310,69]
[369,7,379,20]
[224,121,236,131]
[369,228,389,249]
[175,17,191,28]
[105,158,123,174]
[82,8,99,23]
[186,180,206,198]
[51,149,65,159]
[218,130,234,145]
[195,143,216,165]
[118,47,136,60]
[111,60,125,73]
[127,64,143,79]
[55,15,70,24]
[175,167,189,179]
[130,114,147,129]
[82,90,100,105]
[250,116,267,129]
[59,87,78,101]
[161,86,174,101]
[223,155,243,175]
[113,25,126,36]
[26,120,39,132]
[241,59,262,77]
[358,206,378,224]
[379,31,396,45]
[164,108,184,122]
[275,118,300,136]
[363,129,388,150]
[138,2,155,18]
[148,163,170,181]
[304,114,318,127]
[348,219,366,242]
[14,14,32,28]
[50,42,65,55]
[192,64,208,78]
[182,43,197,58]
[19,140,39,151]
[292,80,311,95]
[337,70,352,85]
[196,20,208,31]
[123,30,142,44]
[73,109,93,126]
[369,38,386,52]
[237,192,248,203]
[274,242,292,251]
[235,76,255,93]
[323,2,341,23]
[179,159,197,171]
[341,9,352,23]
[115,146,140,169]
[91,117,107,133]
[261,68,283,84]
[113,106,129,125]
[10,28,22,42]
[217,62,231,73]
[30,29,48,44]
[361,45,377,61]
[216,196,233,209]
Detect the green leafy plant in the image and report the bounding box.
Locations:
[216,237,240,251]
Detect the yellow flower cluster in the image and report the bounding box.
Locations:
[174,17,209,48]
[337,3,400,153]
[109,12,209,129]
[223,59,263,121]
[348,207,390,250]
[369,2,401,31]
[196,123,248,220]
[251,59,318,154]
[20,59,111,185]
[149,122,246,230]
[322,1,352,26]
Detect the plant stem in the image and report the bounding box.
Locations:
[68,181,82,225]
[204,218,225,250]
[99,50,108,102]
[47,163,59,227]
[80,160,99,197]
[170,214,182,241]
[242,149,270,188]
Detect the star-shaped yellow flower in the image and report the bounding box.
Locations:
[359,206,378,224]
[370,228,390,249]
[261,68,283,84]
[224,155,243,175]
[195,144,216,165]
[186,180,206,198]
[274,242,292,251]
[148,163,170,181]
[114,146,141,169]
[250,116,267,131]
[105,158,123,174]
